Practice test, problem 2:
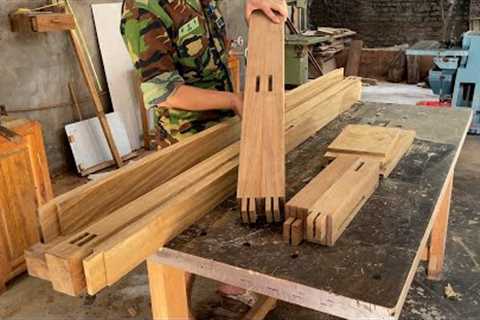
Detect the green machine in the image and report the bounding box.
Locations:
[285,0,328,86]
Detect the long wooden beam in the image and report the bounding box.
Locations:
[39,118,241,242]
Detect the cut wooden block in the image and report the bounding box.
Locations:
[307,159,380,246]
[284,155,362,244]
[325,125,416,176]
[237,8,286,224]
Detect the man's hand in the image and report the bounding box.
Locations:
[245,0,288,24]
[230,93,244,118]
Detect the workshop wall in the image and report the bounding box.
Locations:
[0,0,118,175]
[310,0,470,47]
[0,0,247,175]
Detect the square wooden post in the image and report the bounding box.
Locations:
[427,174,453,280]
[147,257,191,320]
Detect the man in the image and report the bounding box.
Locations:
[121,0,287,147]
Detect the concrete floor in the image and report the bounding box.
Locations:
[1,84,479,320]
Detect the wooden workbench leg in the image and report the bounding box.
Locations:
[147,258,191,320]
[427,174,453,280]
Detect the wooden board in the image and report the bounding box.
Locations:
[325,126,416,177]
[284,155,361,245]
[237,9,285,224]
[32,13,75,32]
[45,143,240,296]
[309,159,380,246]
[328,124,401,158]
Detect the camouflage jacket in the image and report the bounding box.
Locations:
[121,0,234,146]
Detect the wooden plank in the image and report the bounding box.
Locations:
[68,27,123,168]
[45,144,239,296]
[68,82,83,121]
[242,295,277,320]
[325,127,416,177]
[237,8,285,221]
[147,258,191,320]
[84,154,239,295]
[320,160,380,246]
[427,174,453,280]
[328,124,401,159]
[31,13,75,32]
[345,40,363,76]
[81,78,361,295]
[285,155,360,244]
[285,69,343,111]
[38,118,241,242]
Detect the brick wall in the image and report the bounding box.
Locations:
[310,0,470,47]
[471,0,480,17]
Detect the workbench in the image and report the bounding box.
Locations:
[148,102,472,320]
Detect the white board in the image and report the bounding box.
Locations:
[92,3,145,150]
[65,112,133,174]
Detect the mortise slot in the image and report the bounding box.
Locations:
[268,75,273,92]
[355,161,365,172]
[256,76,261,92]
[75,233,98,247]
[69,232,90,245]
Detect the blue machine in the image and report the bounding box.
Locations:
[407,32,480,133]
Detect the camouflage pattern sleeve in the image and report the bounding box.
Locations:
[121,0,185,109]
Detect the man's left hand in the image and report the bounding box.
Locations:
[245,0,288,24]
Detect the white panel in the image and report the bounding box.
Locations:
[65,113,133,173]
[92,3,145,150]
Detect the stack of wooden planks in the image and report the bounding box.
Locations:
[284,125,416,246]
[237,9,285,224]
[25,69,362,297]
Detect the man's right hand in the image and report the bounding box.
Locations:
[245,0,288,24]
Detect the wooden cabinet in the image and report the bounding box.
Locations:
[0,118,53,293]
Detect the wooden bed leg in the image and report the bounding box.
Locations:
[427,174,453,280]
[147,258,191,320]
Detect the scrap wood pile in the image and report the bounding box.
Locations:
[25,69,362,297]
[310,27,357,60]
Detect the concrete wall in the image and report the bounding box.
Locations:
[0,0,247,175]
[310,0,470,47]
[0,0,119,174]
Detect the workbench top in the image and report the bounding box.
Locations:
[156,102,471,319]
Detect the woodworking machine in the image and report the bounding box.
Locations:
[285,0,326,86]
[406,32,480,133]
